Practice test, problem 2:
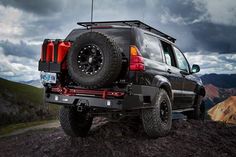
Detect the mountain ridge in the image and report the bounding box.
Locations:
[200,73,236,88]
[20,79,42,88]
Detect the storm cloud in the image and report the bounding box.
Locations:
[0,0,235,81]
[0,40,39,59]
[0,0,65,15]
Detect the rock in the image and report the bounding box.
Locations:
[208,96,236,124]
[33,145,40,150]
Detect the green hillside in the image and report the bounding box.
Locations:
[0,78,43,105]
[0,78,58,126]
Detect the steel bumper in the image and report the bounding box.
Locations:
[45,85,158,111]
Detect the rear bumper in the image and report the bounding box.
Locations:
[45,85,158,111]
[46,93,124,110]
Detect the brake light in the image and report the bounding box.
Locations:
[129,45,145,71]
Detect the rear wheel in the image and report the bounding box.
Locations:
[59,106,93,137]
[142,89,172,138]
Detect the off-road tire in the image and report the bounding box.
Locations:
[142,89,172,138]
[59,106,93,137]
[67,31,122,89]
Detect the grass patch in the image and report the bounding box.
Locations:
[0,119,57,136]
[0,78,60,126]
[0,78,43,105]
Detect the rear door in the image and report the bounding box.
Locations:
[172,46,196,108]
[160,40,185,109]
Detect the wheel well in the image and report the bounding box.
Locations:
[199,87,206,97]
[160,84,172,100]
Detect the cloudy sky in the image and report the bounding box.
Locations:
[0,0,236,81]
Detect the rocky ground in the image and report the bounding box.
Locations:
[0,118,236,157]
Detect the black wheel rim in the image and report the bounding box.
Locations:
[160,100,169,124]
[77,44,103,75]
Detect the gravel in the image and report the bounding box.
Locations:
[0,118,235,157]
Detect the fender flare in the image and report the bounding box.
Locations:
[196,85,206,97]
[151,75,173,100]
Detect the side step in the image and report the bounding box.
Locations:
[172,112,187,120]
[172,108,194,120]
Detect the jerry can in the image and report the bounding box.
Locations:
[41,39,54,63]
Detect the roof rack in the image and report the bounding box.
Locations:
[77,20,176,43]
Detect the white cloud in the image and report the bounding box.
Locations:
[160,9,207,25]
[0,4,66,43]
[160,10,185,25]
[160,0,236,26]
[185,52,236,74]
[193,0,236,26]
[0,5,24,40]
[231,54,236,60]
[0,48,39,81]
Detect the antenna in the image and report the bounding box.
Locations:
[142,11,144,23]
[90,0,94,31]
[142,2,146,23]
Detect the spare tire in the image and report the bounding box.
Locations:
[67,32,122,89]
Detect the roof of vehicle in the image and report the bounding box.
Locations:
[77,20,176,43]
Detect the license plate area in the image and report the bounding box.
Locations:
[40,72,57,84]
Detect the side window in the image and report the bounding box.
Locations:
[141,33,163,62]
[160,41,176,67]
[173,46,189,72]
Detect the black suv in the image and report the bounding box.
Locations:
[38,20,205,138]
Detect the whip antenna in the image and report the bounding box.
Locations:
[90,0,94,31]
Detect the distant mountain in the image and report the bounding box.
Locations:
[204,84,236,110]
[204,84,219,101]
[20,79,42,88]
[201,74,236,110]
[201,74,236,88]
[0,78,57,126]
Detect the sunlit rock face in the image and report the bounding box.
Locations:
[208,96,236,124]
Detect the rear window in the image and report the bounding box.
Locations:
[66,28,131,55]
[140,33,163,62]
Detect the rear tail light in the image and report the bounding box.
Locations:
[129,45,145,71]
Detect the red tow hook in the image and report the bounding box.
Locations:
[102,90,107,99]
[51,85,70,95]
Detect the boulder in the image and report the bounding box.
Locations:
[208,96,236,124]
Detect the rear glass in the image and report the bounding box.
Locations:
[140,33,163,62]
[66,28,131,56]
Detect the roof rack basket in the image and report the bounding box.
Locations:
[77,20,176,43]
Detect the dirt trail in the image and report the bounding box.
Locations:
[0,118,235,157]
[0,120,60,138]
